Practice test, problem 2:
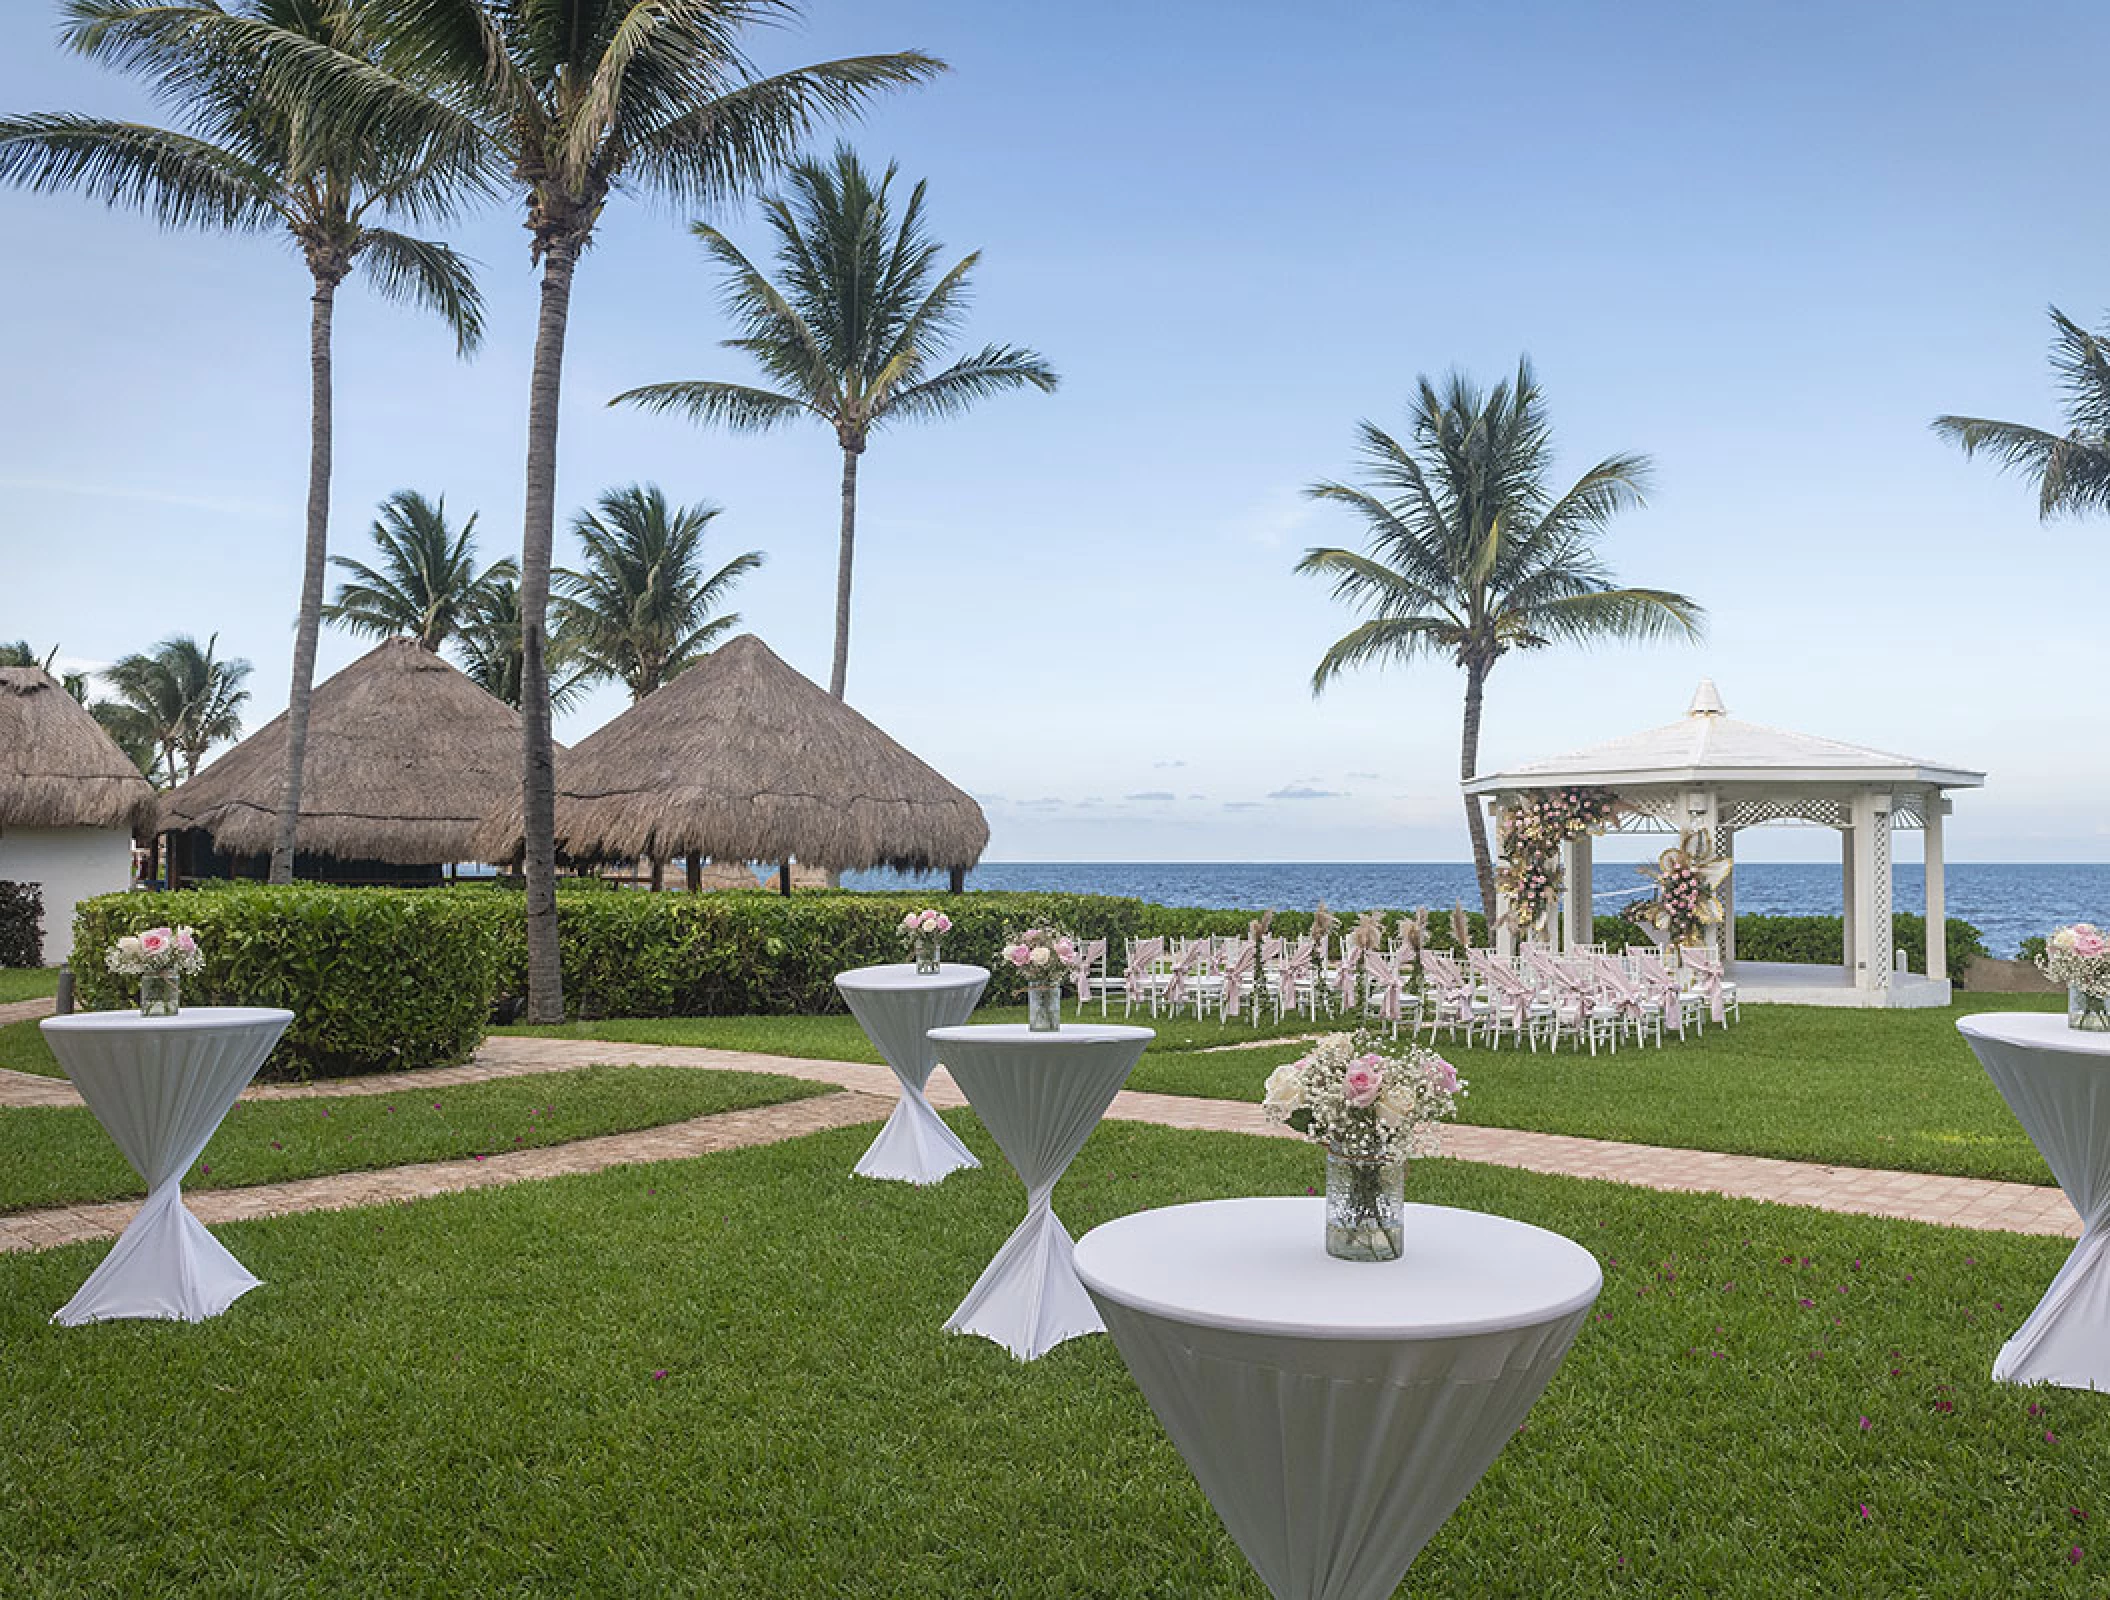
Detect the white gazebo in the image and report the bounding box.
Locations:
[1464,681,1985,1008]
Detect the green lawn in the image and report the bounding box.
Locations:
[0,1116,2098,1597]
[518,995,2068,1186]
[0,1066,830,1214]
[0,967,59,1004]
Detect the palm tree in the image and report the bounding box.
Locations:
[454,576,589,715]
[102,634,252,785]
[1934,307,2110,520]
[614,145,1057,699]
[324,490,514,651]
[555,485,763,702]
[251,2,942,1019]
[0,1,486,886]
[1296,361,1705,921]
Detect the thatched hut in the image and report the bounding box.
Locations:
[161,638,533,883]
[0,668,156,963]
[476,634,987,888]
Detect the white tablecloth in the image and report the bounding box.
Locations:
[1959,1012,2110,1390]
[1075,1197,1602,1600]
[835,964,990,1184]
[40,1006,294,1326]
[926,1022,1153,1360]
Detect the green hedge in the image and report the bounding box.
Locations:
[72,885,509,1079]
[1727,912,1986,986]
[0,881,41,968]
[479,888,1499,1019]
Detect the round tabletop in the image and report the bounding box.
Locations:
[835,963,990,992]
[928,1022,1155,1047]
[1958,1012,2110,1058]
[1076,1197,1603,1341]
[42,1006,295,1035]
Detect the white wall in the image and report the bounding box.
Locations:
[0,826,133,966]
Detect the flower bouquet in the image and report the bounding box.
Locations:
[899,908,953,974]
[2039,924,2110,1033]
[106,925,204,1017]
[1632,831,1732,949]
[1262,1031,1464,1260]
[1002,927,1077,1031]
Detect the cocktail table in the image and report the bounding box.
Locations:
[1076,1197,1601,1600]
[925,1022,1152,1360]
[834,963,989,1183]
[40,1006,294,1325]
[1959,1012,2110,1390]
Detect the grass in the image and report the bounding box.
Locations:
[0,1066,830,1214]
[0,1116,2101,1597]
[515,995,2068,1186]
[0,967,59,1004]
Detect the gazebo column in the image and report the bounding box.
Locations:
[1490,798,1515,959]
[1718,828,1737,962]
[1924,793,1949,987]
[1849,789,1894,995]
[1562,832,1594,952]
[1840,824,1857,977]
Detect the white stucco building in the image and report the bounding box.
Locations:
[0,668,155,966]
[1464,681,1985,1008]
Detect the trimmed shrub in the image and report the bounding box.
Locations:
[71,884,510,1079]
[0,881,42,968]
[1729,912,1985,986]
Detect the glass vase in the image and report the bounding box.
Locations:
[1325,1149,1406,1262]
[913,936,942,976]
[1026,983,1062,1033]
[2071,984,2110,1034]
[138,972,181,1018]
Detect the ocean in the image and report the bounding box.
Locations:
[841,862,2110,958]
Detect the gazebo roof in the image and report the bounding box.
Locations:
[160,639,537,865]
[0,668,156,831]
[474,634,989,873]
[1463,680,1985,795]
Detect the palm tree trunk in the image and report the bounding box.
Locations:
[268,274,340,885]
[829,445,859,699]
[520,240,581,1024]
[1461,662,1496,925]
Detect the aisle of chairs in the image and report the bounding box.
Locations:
[1066,930,1738,1052]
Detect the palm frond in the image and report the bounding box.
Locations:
[624,53,947,209]
[1528,587,1706,648]
[0,113,280,230]
[356,227,485,354]
[1309,617,1458,695]
[881,343,1059,425]
[607,379,816,433]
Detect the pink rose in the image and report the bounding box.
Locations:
[2075,930,2106,958]
[1342,1062,1383,1109]
[1429,1057,1459,1092]
[1006,946,1031,968]
[138,929,171,956]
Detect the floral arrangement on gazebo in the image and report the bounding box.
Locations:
[1630,832,1733,948]
[1494,786,1622,935]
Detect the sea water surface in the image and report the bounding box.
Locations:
[843,862,2110,958]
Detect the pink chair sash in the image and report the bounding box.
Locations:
[1686,950,1727,1023]
[1164,943,1203,1007]
[1220,941,1257,1018]
[1124,938,1164,1003]
[1069,938,1106,998]
[1336,944,1365,1007]
[1362,951,1403,1023]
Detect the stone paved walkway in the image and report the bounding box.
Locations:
[0,1030,2081,1251]
[0,1090,888,1254]
[0,996,55,1027]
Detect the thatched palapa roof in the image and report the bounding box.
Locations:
[0,668,156,831]
[475,634,988,872]
[161,638,533,865]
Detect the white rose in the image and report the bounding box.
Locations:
[1376,1077,1419,1123]
[1262,1063,1306,1111]
[1030,944,1052,965]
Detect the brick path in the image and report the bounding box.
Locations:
[0,997,55,1027]
[0,1030,2082,1251]
[0,1090,888,1254]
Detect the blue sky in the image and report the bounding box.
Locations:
[3,1,2106,865]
